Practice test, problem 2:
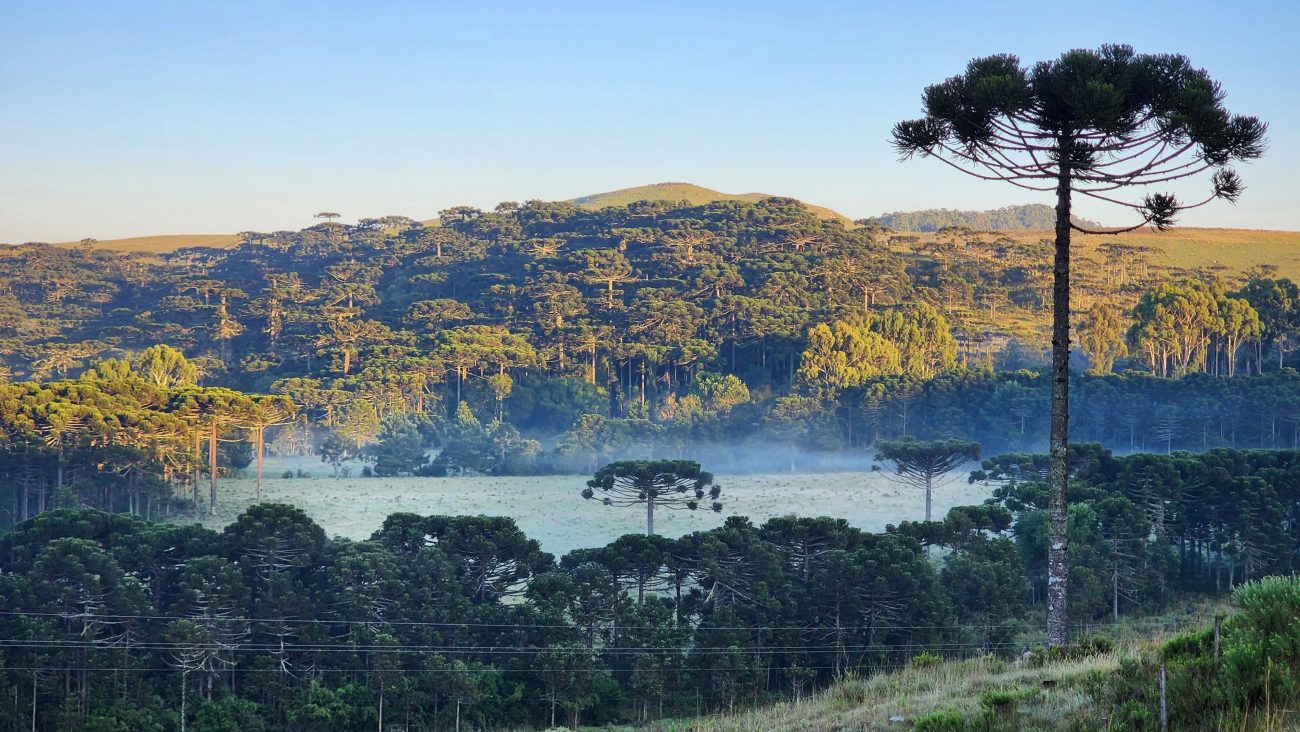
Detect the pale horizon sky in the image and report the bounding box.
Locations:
[2,0,1297,242]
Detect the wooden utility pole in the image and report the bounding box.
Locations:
[1159,665,1168,731]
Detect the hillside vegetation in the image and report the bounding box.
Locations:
[51,233,241,253]
[646,579,1300,731]
[570,181,854,223]
[873,204,1103,232]
[8,195,1300,473]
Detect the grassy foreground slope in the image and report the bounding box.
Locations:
[640,580,1300,732]
[643,653,1121,732]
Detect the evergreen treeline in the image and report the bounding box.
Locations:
[13,355,1300,530]
[4,197,1300,478]
[1,442,1296,730]
[870,204,1103,232]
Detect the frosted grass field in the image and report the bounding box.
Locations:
[199,456,993,555]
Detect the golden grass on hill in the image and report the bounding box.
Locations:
[54,233,241,253]
[570,182,854,224]
[983,227,1300,282]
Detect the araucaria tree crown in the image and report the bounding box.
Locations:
[891,45,1266,229]
[583,459,721,536]
[891,44,1265,649]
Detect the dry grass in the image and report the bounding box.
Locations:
[969,227,1300,282]
[642,653,1121,731]
[189,457,991,554]
[569,182,853,224]
[54,233,241,253]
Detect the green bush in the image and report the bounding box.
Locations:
[1223,575,1300,708]
[980,687,1037,715]
[910,651,943,668]
[912,708,971,732]
[827,674,866,707]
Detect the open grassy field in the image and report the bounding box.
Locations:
[54,233,241,253]
[978,226,1300,282]
[195,456,991,554]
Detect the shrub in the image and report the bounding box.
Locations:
[980,687,1037,715]
[910,651,943,668]
[1223,575,1300,708]
[912,708,971,732]
[1046,634,1115,663]
[828,673,866,707]
[281,470,294,479]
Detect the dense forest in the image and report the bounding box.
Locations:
[3,196,1300,490]
[870,204,1103,232]
[2,198,1299,728]
[2,440,1297,729]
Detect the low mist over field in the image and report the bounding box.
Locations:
[199,457,990,552]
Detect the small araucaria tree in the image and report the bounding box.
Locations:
[891,44,1266,647]
[583,459,721,536]
[876,438,981,524]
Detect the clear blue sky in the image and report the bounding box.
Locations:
[2,0,1297,242]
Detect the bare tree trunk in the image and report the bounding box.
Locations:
[1047,145,1073,649]
[646,495,655,536]
[180,671,187,732]
[208,422,218,516]
[924,475,932,522]
[256,426,265,502]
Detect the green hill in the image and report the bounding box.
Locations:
[569,181,854,224]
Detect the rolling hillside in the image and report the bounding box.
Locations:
[42,183,1299,284]
[53,233,241,254]
[569,181,855,223]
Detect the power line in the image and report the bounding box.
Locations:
[0,640,1016,654]
[0,608,1192,632]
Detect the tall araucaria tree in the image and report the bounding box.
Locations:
[891,45,1266,647]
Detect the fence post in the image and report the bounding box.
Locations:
[1159,664,1168,732]
[1213,615,1223,665]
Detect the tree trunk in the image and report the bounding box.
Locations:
[256,426,265,502]
[1112,558,1120,621]
[1047,143,1073,649]
[646,494,655,536]
[180,671,187,732]
[209,421,218,516]
[924,475,932,522]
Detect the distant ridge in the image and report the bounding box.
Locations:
[569,182,853,224]
[872,204,1104,232]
